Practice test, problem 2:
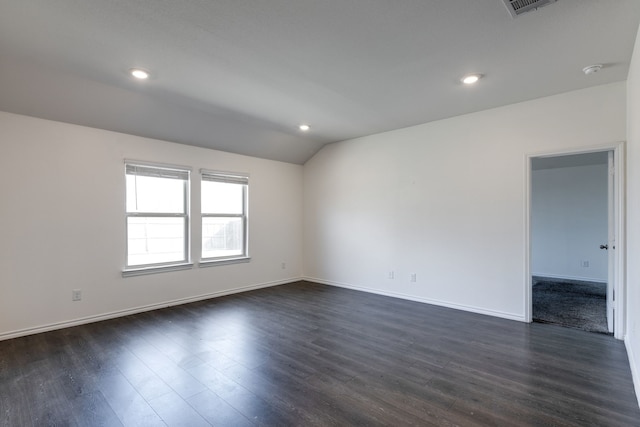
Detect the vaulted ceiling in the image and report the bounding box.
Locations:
[1,0,639,164]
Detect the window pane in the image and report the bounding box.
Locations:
[127,217,185,266]
[202,217,243,258]
[126,175,185,213]
[201,181,243,214]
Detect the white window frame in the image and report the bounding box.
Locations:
[123,161,192,277]
[199,169,250,266]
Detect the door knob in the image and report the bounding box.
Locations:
[600,244,608,250]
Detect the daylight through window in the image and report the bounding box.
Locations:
[201,171,248,261]
[125,163,190,268]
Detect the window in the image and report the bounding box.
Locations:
[201,170,248,262]
[125,162,190,271]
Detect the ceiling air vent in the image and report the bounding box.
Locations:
[501,0,558,18]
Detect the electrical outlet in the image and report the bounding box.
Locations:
[388,271,394,279]
[582,260,590,268]
[410,273,417,282]
[72,289,82,301]
[281,262,286,269]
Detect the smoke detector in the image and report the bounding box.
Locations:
[501,0,558,18]
[582,64,603,75]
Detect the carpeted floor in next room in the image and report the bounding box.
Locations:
[532,277,609,334]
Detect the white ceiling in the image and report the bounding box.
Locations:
[1,0,639,164]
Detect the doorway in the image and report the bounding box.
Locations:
[526,144,625,339]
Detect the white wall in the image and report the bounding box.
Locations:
[531,164,608,282]
[626,22,640,407]
[304,83,626,321]
[0,111,303,339]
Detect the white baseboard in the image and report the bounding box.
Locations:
[625,337,640,409]
[0,277,301,342]
[531,273,606,283]
[304,276,525,322]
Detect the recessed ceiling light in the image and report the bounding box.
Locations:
[299,124,310,132]
[130,68,150,80]
[461,74,482,85]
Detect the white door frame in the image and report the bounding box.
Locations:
[606,151,615,333]
[524,142,626,339]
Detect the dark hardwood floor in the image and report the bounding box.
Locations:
[1,281,638,426]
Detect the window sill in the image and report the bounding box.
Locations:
[122,263,194,278]
[198,257,251,268]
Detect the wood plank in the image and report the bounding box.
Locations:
[0,281,638,426]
